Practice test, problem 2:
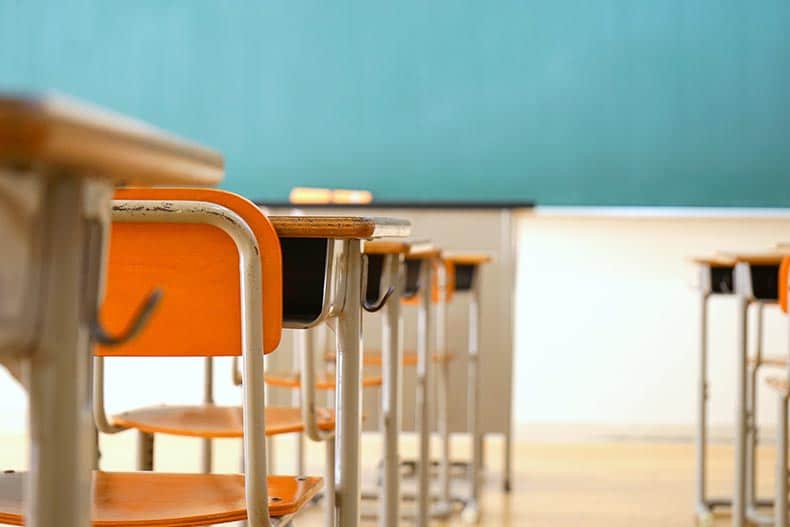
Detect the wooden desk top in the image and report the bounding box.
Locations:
[269,216,410,239]
[398,241,441,260]
[443,252,493,265]
[0,94,223,186]
[363,239,434,256]
[718,251,787,265]
[690,256,736,266]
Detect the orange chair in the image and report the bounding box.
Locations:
[95,189,335,468]
[0,188,322,526]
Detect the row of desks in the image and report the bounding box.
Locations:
[263,202,525,493]
[694,251,790,527]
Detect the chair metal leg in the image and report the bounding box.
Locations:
[137,431,155,471]
[200,438,212,474]
[462,270,483,523]
[747,304,764,514]
[92,428,101,471]
[381,255,403,527]
[416,260,434,527]
[696,291,713,523]
[325,436,336,527]
[733,295,749,527]
[87,355,101,471]
[296,434,305,476]
[267,436,276,475]
[292,331,306,476]
[503,433,512,493]
[335,239,364,527]
[436,267,452,512]
[775,393,788,527]
[201,357,214,474]
[265,354,276,474]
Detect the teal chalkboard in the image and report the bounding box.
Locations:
[2,1,789,206]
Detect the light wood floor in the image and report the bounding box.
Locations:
[0,433,777,526]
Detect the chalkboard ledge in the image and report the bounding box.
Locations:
[255,200,535,210]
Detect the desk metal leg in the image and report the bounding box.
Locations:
[26,177,106,527]
[381,255,403,527]
[696,291,712,523]
[462,270,483,523]
[416,261,434,527]
[335,239,363,527]
[747,304,764,519]
[733,295,749,527]
[436,265,452,514]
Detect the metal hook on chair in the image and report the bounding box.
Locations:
[92,289,163,346]
[363,286,394,313]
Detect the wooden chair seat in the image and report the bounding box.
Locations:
[111,405,335,439]
[0,470,322,525]
[749,356,789,367]
[264,370,382,390]
[325,349,454,367]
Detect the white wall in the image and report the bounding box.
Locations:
[514,209,790,431]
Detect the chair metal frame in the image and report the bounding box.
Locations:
[99,199,277,526]
[233,234,369,527]
[694,259,779,527]
[378,252,405,527]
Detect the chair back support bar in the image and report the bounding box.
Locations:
[94,193,277,525]
[97,188,282,356]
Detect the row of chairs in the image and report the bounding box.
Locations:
[0,95,496,527]
[694,250,790,527]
